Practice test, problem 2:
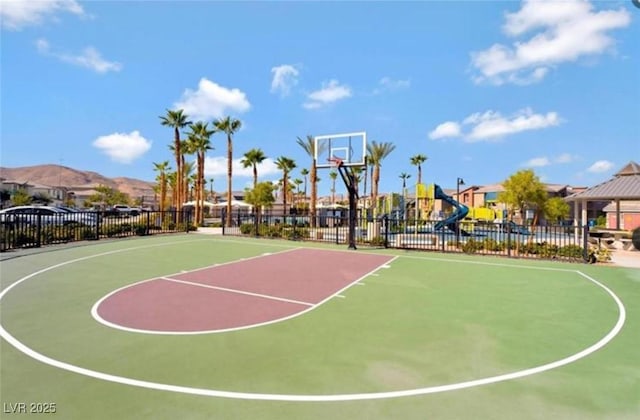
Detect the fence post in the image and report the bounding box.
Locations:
[95,212,101,240]
[383,215,389,248]
[335,216,339,244]
[221,209,226,235]
[145,211,150,236]
[506,223,512,258]
[582,224,589,262]
[36,213,42,248]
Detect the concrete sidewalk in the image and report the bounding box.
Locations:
[609,249,640,269]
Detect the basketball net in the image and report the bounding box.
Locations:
[328,156,344,168]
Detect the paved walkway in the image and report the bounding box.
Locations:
[609,249,640,269]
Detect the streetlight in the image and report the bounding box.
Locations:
[456,177,465,246]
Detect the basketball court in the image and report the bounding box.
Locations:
[0,234,637,418]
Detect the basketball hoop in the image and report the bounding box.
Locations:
[328,157,344,168]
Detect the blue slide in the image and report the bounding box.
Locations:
[432,184,471,236]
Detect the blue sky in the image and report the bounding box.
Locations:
[1,0,638,197]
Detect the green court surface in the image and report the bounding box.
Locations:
[1,235,638,419]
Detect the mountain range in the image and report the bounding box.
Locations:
[0,164,155,199]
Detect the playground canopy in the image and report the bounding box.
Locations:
[182,200,216,208]
[211,200,252,208]
[565,161,640,229]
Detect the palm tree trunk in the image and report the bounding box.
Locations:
[418,166,422,185]
[253,165,258,189]
[372,166,380,217]
[226,135,233,227]
[310,163,317,228]
[174,128,182,221]
[283,175,288,216]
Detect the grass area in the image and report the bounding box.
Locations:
[1,235,639,419]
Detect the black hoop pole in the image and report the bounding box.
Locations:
[332,159,359,250]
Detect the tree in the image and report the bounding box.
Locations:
[213,116,242,227]
[275,156,296,215]
[186,121,214,226]
[292,178,303,209]
[160,109,191,217]
[498,169,546,224]
[329,170,338,204]
[367,140,396,216]
[86,185,130,207]
[241,148,267,189]
[31,192,52,205]
[296,135,325,227]
[399,172,411,191]
[410,154,428,185]
[11,189,32,206]
[153,161,171,213]
[209,178,215,201]
[300,168,309,200]
[244,182,276,222]
[544,197,570,224]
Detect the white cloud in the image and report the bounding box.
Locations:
[372,77,411,94]
[174,78,251,121]
[1,0,85,30]
[523,157,551,167]
[270,64,299,97]
[471,0,631,85]
[204,156,280,178]
[587,160,614,173]
[93,131,152,164]
[523,153,578,168]
[466,108,561,141]
[429,108,562,142]
[428,121,462,140]
[35,38,122,73]
[303,79,351,109]
[555,153,577,164]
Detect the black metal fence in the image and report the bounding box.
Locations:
[222,212,590,262]
[0,210,193,252]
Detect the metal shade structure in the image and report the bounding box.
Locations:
[565,161,640,229]
[211,200,252,208]
[182,200,217,208]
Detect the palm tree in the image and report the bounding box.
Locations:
[213,116,242,227]
[300,168,309,201]
[208,178,215,201]
[399,172,411,192]
[160,109,191,217]
[187,121,214,225]
[241,148,267,189]
[296,135,325,227]
[275,156,296,216]
[329,170,338,205]
[153,161,170,213]
[367,141,396,216]
[410,154,428,185]
[293,178,303,210]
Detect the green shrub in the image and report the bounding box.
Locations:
[462,239,483,254]
[557,244,585,260]
[589,246,612,263]
[240,223,256,235]
[369,236,387,247]
[482,238,504,252]
[134,223,148,236]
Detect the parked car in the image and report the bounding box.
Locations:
[0,205,98,227]
[104,205,139,217]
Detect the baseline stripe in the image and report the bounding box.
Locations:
[160,277,314,307]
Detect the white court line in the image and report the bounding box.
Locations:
[160,277,314,307]
[336,295,346,298]
[0,241,625,402]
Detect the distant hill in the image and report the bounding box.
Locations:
[0,164,154,199]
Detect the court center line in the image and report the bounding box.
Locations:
[159,277,314,307]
